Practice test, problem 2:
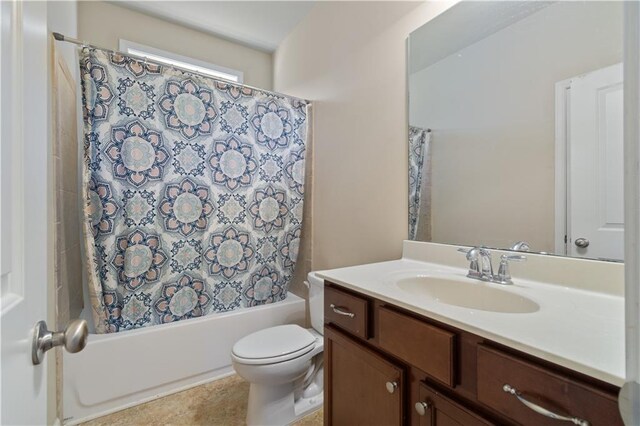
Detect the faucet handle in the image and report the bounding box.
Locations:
[458,247,481,278]
[457,247,478,260]
[496,254,526,284]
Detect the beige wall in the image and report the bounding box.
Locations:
[274,1,455,270]
[78,1,273,90]
[409,1,622,252]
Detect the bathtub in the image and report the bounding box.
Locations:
[63,294,306,424]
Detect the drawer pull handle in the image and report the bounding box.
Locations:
[385,381,398,394]
[414,401,430,416]
[330,304,355,318]
[502,384,590,426]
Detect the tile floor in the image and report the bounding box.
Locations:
[80,374,323,426]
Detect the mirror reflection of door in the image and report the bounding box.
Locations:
[408,2,623,260]
[557,63,623,261]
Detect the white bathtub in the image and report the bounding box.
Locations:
[63,294,306,424]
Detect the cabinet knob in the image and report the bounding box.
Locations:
[414,401,430,416]
[385,381,398,394]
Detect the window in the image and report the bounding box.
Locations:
[119,39,243,83]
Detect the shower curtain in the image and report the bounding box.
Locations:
[79,48,309,333]
[408,126,431,240]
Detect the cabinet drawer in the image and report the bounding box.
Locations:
[416,383,493,426]
[324,285,369,339]
[378,307,456,387]
[477,345,622,426]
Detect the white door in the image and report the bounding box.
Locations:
[1,1,51,424]
[568,63,624,260]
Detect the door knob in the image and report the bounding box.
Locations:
[32,319,88,365]
[574,238,590,248]
[385,381,398,394]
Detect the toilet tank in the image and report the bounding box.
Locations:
[307,272,324,334]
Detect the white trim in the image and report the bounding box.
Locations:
[623,1,640,423]
[118,39,243,83]
[554,78,571,256]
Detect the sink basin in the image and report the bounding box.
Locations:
[395,276,540,313]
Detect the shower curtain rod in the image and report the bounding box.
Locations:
[52,32,312,105]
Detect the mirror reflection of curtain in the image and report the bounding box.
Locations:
[408,127,431,240]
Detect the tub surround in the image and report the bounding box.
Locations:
[317,241,624,386]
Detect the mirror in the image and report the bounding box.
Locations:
[408,1,624,261]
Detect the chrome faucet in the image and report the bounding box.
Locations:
[478,248,493,279]
[458,247,526,285]
[510,241,531,252]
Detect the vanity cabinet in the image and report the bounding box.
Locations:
[324,282,623,426]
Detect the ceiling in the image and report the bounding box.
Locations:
[113,1,316,52]
[409,1,553,74]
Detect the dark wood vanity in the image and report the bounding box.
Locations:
[323,282,623,426]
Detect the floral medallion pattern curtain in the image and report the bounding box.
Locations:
[79,48,309,333]
[408,126,431,240]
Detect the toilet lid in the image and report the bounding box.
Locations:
[232,324,316,361]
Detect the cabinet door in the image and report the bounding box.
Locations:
[415,383,493,426]
[325,326,404,426]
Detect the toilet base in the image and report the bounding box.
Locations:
[246,382,323,426]
[293,391,323,422]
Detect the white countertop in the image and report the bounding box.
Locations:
[317,257,625,386]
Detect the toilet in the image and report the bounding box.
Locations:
[232,272,325,426]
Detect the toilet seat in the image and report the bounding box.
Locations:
[232,324,318,365]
